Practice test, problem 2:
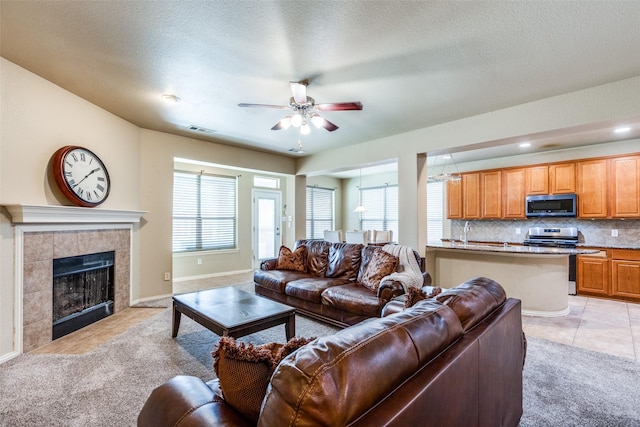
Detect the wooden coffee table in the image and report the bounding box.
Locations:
[172,286,296,340]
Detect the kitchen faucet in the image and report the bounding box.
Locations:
[462,221,471,245]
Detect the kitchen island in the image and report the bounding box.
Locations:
[425,241,598,317]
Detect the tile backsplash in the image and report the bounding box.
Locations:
[450,219,640,249]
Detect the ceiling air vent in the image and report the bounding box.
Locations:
[187,125,216,134]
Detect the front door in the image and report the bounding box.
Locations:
[253,190,282,268]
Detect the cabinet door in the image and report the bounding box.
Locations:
[481,171,502,218]
[525,165,548,195]
[502,168,526,218]
[612,260,640,298]
[577,255,609,295]
[577,159,608,218]
[610,155,640,218]
[462,173,481,219]
[446,180,462,219]
[549,162,576,194]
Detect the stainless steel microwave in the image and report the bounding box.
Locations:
[525,194,577,218]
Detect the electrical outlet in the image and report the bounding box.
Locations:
[611,229,619,237]
[197,258,202,265]
[515,228,521,235]
[164,272,171,281]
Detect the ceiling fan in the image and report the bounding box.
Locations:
[238,81,363,134]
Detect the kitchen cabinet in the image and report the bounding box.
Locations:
[502,168,526,218]
[481,171,502,218]
[446,180,462,219]
[577,159,608,218]
[610,155,640,218]
[462,173,481,219]
[611,250,640,299]
[549,162,576,194]
[525,165,549,195]
[577,251,609,295]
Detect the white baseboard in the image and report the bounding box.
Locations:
[0,351,20,365]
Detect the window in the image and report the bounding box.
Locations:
[360,185,398,239]
[427,181,444,242]
[306,186,334,239]
[173,171,237,252]
[253,175,279,189]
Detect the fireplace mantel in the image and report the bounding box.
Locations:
[3,204,146,224]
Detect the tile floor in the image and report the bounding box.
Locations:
[30,270,640,363]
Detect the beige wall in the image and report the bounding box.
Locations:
[137,130,296,300]
[0,58,140,359]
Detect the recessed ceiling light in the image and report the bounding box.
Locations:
[161,94,180,103]
[614,126,631,134]
[519,142,531,148]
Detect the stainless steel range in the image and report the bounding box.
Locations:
[523,227,578,295]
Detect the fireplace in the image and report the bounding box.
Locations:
[52,251,115,340]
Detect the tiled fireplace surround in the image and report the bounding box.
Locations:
[22,228,131,352]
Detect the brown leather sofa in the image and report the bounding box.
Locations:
[138,277,524,427]
[253,239,430,327]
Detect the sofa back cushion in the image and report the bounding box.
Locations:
[258,300,463,427]
[325,242,363,279]
[294,239,331,277]
[436,277,507,332]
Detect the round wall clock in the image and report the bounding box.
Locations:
[51,145,111,207]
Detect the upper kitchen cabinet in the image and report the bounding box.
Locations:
[446,180,463,219]
[462,173,482,219]
[525,165,549,195]
[610,155,640,218]
[481,171,502,218]
[577,159,609,218]
[549,162,576,194]
[526,163,575,195]
[502,168,526,218]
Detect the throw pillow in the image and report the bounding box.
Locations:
[212,335,316,423]
[275,245,307,272]
[404,286,442,308]
[360,249,399,292]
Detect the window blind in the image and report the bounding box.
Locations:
[360,185,398,239]
[173,171,237,252]
[427,181,444,242]
[306,186,334,239]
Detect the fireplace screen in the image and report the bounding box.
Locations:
[52,251,115,339]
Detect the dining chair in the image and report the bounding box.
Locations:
[323,230,343,243]
[345,230,368,245]
[373,230,393,244]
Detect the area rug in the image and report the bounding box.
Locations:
[1,306,638,426]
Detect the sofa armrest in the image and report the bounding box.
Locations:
[137,376,252,427]
[377,280,405,301]
[260,257,278,270]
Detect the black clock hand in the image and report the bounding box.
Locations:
[71,168,100,188]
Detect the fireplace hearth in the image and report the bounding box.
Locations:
[52,251,115,340]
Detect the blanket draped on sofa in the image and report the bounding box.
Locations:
[381,244,423,292]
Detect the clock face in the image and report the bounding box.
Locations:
[52,146,111,207]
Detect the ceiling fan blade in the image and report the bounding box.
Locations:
[315,102,363,111]
[271,121,285,130]
[238,103,289,109]
[320,118,339,132]
[289,81,308,104]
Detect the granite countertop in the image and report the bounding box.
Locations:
[427,240,599,255]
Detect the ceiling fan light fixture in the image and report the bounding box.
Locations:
[280,116,292,130]
[310,113,325,128]
[291,113,303,128]
[300,122,311,135]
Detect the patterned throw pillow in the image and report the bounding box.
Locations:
[212,336,315,424]
[360,249,399,292]
[404,286,442,308]
[275,245,307,272]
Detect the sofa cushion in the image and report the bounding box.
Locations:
[212,336,315,424]
[436,277,507,332]
[285,277,351,303]
[326,242,363,279]
[321,283,385,317]
[258,300,464,427]
[253,269,312,293]
[295,239,331,277]
[360,249,399,292]
[357,245,379,281]
[275,245,307,272]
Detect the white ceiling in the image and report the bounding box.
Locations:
[2,1,640,160]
